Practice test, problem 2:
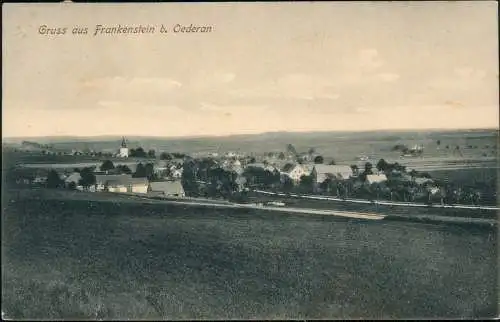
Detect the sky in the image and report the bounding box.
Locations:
[2,2,499,138]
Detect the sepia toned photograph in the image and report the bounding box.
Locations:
[2,2,498,320]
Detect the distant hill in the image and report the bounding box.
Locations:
[3,128,497,144]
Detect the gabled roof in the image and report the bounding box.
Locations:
[65,172,82,183]
[149,180,185,195]
[313,164,353,182]
[95,174,148,186]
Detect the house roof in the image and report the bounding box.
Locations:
[95,174,148,186]
[414,177,434,185]
[246,163,277,172]
[246,162,267,169]
[366,174,388,184]
[313,164,353,182]
[149,181,185,195]
[95,174,129,184]
[65,172,82,183]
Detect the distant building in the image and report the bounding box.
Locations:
[119,137,129,158]
[64,172,82,187]
[311,164,353,184]
[148,180,185,197]
[280,163,310,183]
[246,162,278,173]
[171,168,184,179]
[366,174,388,185]
[95,174,148,193]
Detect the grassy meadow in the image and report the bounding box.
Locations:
[2,189,497,320]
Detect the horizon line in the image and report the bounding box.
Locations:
[3,127,498,141]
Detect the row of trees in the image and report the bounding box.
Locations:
[128,147,186,160]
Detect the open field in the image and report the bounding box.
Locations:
[2,188,497,319]
[4,129,498,164]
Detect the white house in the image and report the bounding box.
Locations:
[95,174,148,193]
[366,174,388,185]
[171,168,183,179]
[106,177,149,194]
[280,163,310,183]
[64,172,82,187]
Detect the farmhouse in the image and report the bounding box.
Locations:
[64,172,82,187]
[95,174,148,193]
[311,164,353,184]
[107,177,148,194]
[148,181,185,197]
[366,174,388,184]
[171,168,184,179]
[280,163,309,183]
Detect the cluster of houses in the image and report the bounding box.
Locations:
[18,170,187,198]
[207,151,443,201]
[9,137,448,202]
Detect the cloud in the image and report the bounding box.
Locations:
[228,73,340,101]
[190,71,237,90]
[82,76,182,91]
[375,72,400,82]
[444,100,466,109]
[358,48,384,70]
[454,67,487,80]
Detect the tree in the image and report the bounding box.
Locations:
[376,159,389,173]
[145,163,155,180]
[172,152,185,159]
[299,175,314,193]
[148,149,156,159]
[313,155,324,164]
[79,167,96,190]
[46,170,63,188]
[437,140,441,146]
[286,144,297,156]
[350,164,359,175]
[328,160,336,165]
[116,165,132,174]
[364,162,373,175]
[160,152,172,160]
[131,147,147,158]
[278,152,286,160]
[134,163,147,178]
[100,160,115,172]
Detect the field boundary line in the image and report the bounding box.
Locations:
[252,190,500,211]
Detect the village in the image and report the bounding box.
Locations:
[5,136,490,207]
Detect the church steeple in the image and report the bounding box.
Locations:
[121,136,127,148]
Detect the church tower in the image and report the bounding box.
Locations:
[119,137,129,158]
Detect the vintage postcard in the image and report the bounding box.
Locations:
[2,2,498,320]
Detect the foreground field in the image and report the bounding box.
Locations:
[2,192,497,319]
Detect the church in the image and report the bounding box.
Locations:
[118,137,129,158]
